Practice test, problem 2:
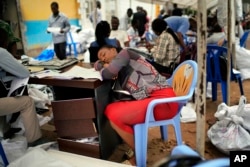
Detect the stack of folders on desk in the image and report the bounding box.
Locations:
[28,58,78,70]
[30,66,102,81]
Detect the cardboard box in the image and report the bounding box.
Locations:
[52,98,100,158]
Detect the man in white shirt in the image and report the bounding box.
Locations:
[217,0,244,38]
[110,16,129,48]
[119,8,133,31]
[89,1,102,28]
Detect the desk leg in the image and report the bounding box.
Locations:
[94,82,121,160]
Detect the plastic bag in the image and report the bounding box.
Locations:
[207,96,250,154]
[34,49,54,61]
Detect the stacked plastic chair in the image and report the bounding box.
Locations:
[206,45,244,104]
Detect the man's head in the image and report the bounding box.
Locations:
[98,45,117,64]
[111,16,119,31]
[96,1,101,9]
[152,18,167,36]
[51,2,59,16]
[127,8,133,18]
[136,6,142,12]
[189,17,197,32]
[173,3,178,9]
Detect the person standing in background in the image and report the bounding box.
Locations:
[89,1,102,28]
[119,8,133,31]
[172,3,182,16]
[110,16,129,48]
[127,19,140,47]
[217,0,244,39]
[47,1,70,60]
[132,6,147,37]
[165,16,197,52]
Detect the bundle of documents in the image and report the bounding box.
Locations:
[30,66,102,81]
[28,58,78,70]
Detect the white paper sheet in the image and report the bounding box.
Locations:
[47,27,61,35]
[30,66,102,81]
[59,66,102,81]
[7,77,29,97]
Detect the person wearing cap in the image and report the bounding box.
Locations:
[0,25,44,146]
[0,20,21,59]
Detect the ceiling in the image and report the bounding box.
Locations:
[135,0,218,10]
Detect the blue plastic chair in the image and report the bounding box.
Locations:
[161,145,229,167]
[67,32,83,57]
[134,60,198,167]
[206,45,244,104]
[239,30,250,48]
[0,142,8,166]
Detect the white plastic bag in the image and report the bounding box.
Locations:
[28,85,54,109]
[1,135,27,163]
[207,96,250,154]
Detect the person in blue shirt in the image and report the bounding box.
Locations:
[165,16,196,52]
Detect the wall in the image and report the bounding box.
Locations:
[2,0,23,51]
[16,0,159,56]
[19,0,80,56]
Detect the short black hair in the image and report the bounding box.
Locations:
[127,8,133,13]
[96,1,101,8]
[51,1,59,8]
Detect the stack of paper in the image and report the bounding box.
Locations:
[30,66,102,81]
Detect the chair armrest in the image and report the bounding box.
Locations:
[145,95,190,123]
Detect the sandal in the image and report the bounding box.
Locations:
[124,148,134,159]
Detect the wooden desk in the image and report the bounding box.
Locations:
[29,62,121,160]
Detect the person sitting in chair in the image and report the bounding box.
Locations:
[0,26,44,146]
[94,45,178,165]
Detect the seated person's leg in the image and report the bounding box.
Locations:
[0,96,42,143]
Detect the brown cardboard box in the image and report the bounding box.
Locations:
[52,98,100,158]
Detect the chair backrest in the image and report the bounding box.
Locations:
[240,30,250,47]
[206,45,229,82]
[167,60,198,97]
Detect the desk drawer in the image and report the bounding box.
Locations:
[58,138,100,158]
[52,98,97,139]
[52,98,95,120]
